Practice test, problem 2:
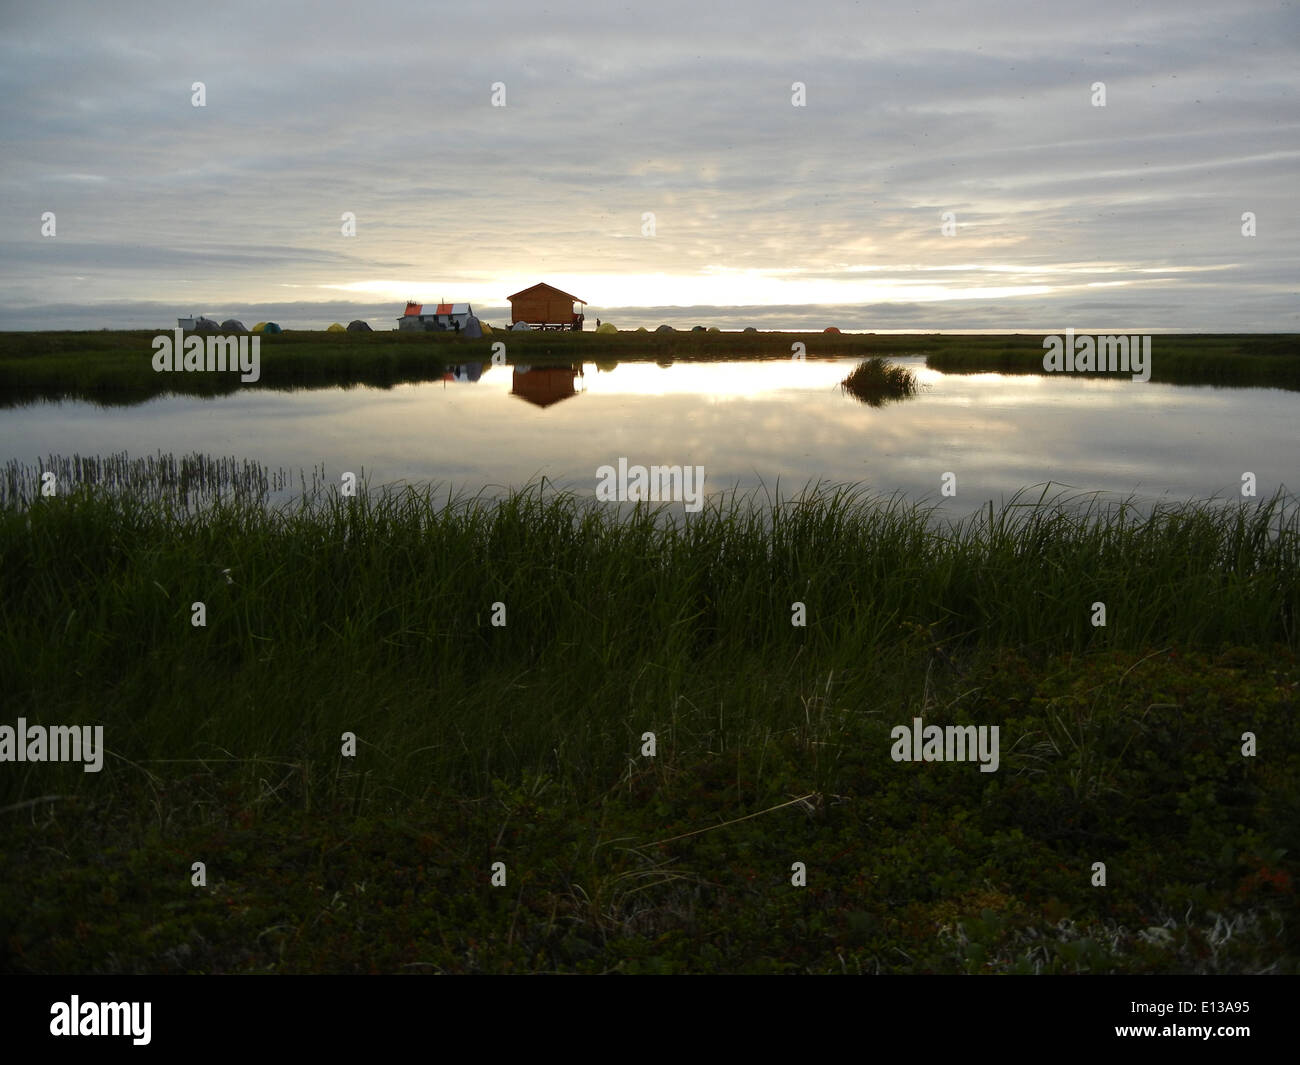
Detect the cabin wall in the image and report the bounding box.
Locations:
[511,295,577,323]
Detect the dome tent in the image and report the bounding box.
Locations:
[655,324,674,333]
[262,322,282,334]
[326,323,346,332]
[824,326,841,334]
[706,327,720,333]
[221,319,248,332]
[511,321,531,331]
[480,322,494,335]
[743,326,758,332]
[252,322,268,333]
[596,321,617,334]
[691,325,706,332]
[461,316,484,339]
[194,317,221,332]
[635,326,648,332]
[346,320,372,332]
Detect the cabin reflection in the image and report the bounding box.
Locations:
[510,363,585,409]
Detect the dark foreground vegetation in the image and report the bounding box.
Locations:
[1,473,1297,973]
[0,330,1296,407]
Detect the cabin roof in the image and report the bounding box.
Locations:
[507,283,585,305]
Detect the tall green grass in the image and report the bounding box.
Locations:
[840,357,919,405]
[0,452,327,510]
[2,473,1295,814]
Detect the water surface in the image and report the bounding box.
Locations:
[1,358,1293,514]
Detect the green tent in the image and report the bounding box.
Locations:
[262,322,283,334]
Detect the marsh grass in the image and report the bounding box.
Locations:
[2,470,1295,811]
[2,467,1298,973]
[924,332,1300,388]
[1,331,1296,406]
[0,452,333,510]
[840,357,919,405]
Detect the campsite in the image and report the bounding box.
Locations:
[3,0,1298,1004]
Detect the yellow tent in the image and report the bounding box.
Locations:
[327,323,346,332]
[252,322,268,333]
[482,323,494,335]
[596,321,617,334]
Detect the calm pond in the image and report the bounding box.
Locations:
[1,357,1294,514]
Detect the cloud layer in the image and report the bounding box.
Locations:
[2,0,1296,330]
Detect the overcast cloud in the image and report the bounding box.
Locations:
[1,0,1296,330]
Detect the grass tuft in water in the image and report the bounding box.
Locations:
[840,357,919,405]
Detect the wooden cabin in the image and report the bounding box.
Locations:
[507,283,586,330]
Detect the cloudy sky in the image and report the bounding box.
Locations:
[2,0,1296,331]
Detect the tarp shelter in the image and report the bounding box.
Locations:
[327,323,346,332]
[347,320,372,332]
[221,319,248,332]
[262,322,282,334]
[596,321,617,334]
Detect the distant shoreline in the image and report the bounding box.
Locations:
[1,331,1296,406]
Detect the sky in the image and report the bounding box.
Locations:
[1,0,1297,332]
